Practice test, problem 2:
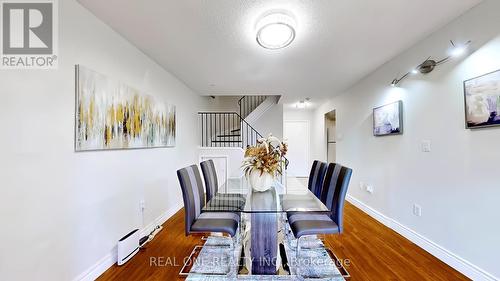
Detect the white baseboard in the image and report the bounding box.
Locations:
[346,195,392,228]
[74,202,183,281]
[73,252,115,281]
[140,202,183,238]
[346,195,498,281]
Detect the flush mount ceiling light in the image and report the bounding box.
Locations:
[391,40,471,87]
[256,12,296,50]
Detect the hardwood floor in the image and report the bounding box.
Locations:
[97,202,469,281]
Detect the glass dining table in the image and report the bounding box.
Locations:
[201,177,332,276]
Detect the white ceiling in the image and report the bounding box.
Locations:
[78,0,481,103]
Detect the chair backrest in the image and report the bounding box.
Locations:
[177,165,205,236]
[320,163,353,233]
[308,160,328,198]
[200,159,218,202]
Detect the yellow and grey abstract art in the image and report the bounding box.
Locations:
[75,65,176,151]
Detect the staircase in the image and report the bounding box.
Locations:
[199,95,268,148]
[198,112,262,148]
[238,95,267,120]
[198,95,289,170]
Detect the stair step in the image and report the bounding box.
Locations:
[211,140,243,143]
[217,134,241,138]
[231,128,241,133]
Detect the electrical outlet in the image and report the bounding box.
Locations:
[421,140,431,152]
[366,185,374,194]
[413,204,422,217]
[140,200,146,211]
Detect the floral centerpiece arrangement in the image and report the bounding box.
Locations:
[242,134,288,192]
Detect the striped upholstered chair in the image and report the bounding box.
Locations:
[308,160,328,198]
[288,163,352,257]
[200,159,218,202]
[177,165,239,244]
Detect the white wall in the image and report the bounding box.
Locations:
[310,1,500,279]
[199,96,241,112]
[0,1,205,280]
[252,104,284,140]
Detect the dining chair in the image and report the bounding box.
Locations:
[308,160,328,198]
[200,159,218,202]
[288,163,352,258]
[177,165,239,247]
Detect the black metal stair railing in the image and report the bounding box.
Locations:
[238,96,267,120]
[198,112,262,148]
[198,112,289,170]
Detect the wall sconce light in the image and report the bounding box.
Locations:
[390,40,471,87]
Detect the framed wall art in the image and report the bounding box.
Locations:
[75,65,176,151]
[373,101,403,136]
[464,69,500,129]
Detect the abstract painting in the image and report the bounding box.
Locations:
[75,65,175,151]
[464,69,500,129]
[373,101,403,136]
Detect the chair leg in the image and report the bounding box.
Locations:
[296,236,302,260]
[239,215,244,241]
[201,233,234,249]
[285,220,295,246]
[232,219,242,251]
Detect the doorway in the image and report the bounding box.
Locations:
[283,120,310,177]
[325,110,336,163]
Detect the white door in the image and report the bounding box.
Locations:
[284,121,310,177]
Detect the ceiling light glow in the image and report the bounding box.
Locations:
[450,45,467,57]
[296,100,306,109]
[256,13,296,50]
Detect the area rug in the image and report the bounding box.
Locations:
[185,236,345,280]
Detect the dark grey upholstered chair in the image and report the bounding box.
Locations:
[200,159,218,203]
[177,165,239,240]
[288,163,352,257]
[308,160,328,198]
